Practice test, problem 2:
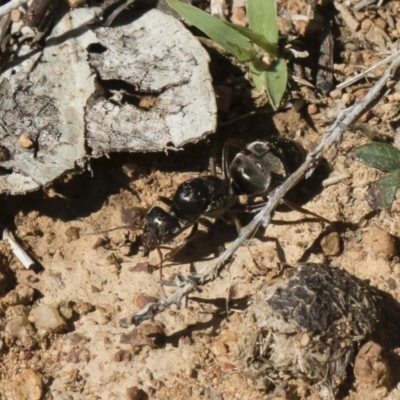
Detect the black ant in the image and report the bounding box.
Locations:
[142,175,237,265]
[141,137,318,269]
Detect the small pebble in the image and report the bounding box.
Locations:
[363,226,396,260]
[64,226,80,241]
[10,9,22,22]
[341,93,355,106]
[231,6,248,26]
[358,110,372,123]
[210,340,228,356]
[219,330,238,343]
[126,386,147,400]
[320,232,342,256]
[354,11,366,22]
[307,104,318,115]
[18,134,35,149]
[136,294,158,309]
[119,244,133,256]
[65,0,87,7]
[0,146,10,162]
[375,17,387,30]
[59,305,74,320]
[72,301,95,314]
[361,18,373,33]
[329,88,343,100]
[113,349,132,362]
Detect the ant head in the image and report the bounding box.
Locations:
[142,206,181,252]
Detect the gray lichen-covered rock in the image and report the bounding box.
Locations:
[85,9,216,156]
[236,263,382,398]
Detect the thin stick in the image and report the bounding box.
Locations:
[336,51,397,90]
[2,228,35,269]
[322,173,350,188]
[120,49,400,327]
[0,0,28,19]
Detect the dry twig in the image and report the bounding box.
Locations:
[120,49,400,328]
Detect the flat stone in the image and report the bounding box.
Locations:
[29,305,66,333]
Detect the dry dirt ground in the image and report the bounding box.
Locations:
[1,107,400,400]
[1,1,400,400]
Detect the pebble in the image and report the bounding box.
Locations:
[1,284,35,308]
[9,369,43,400]
[126,386,147,400]
[64,0,87,7]
[363,226,396,260]
[354,341,388,386]
[354,11,366,22]
[341,93,355,107]
[321,232,341,256]
[59,305,74,320]
[307,104,318,115]
[5,316,35,338]
[361,18,373,33]
[354,88,369,101]
[18,134,35,149]
[64,226,80,241]
[136,294,158,309]
[329,88,343,100]
[10,9,22,22]
[230,6,248,26]
[320,233,342,256]
[29,304,67,333]
[219,330,238,343]
[0,145,10,162]
[375,17,387,30]
[72,301,95,315]
[113,349,132,362]
[210,340,228,356]
[119,244,133,256]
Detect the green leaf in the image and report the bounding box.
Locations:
[374,170,400,212]
[354,143,400,172]
[224,22,276,56]
[166,0,256,62]
[247,0,278,45]
[249,60,267,90]
[247,0,286,108]
[265,57,287,109]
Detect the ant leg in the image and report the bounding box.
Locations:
[155,244,165,280]
[281,199,330,224]
[220,212,242,235]
[164,223,199,261]
[158,196,172,207]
